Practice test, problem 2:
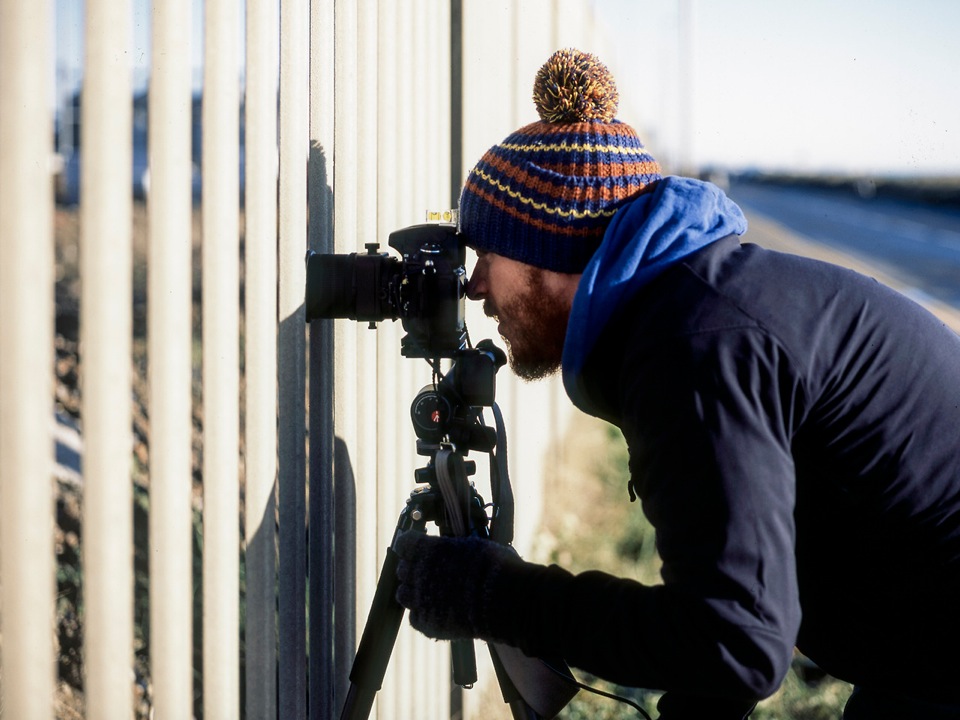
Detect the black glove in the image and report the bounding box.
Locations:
[394,531,521,642]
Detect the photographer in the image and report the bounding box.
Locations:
[393,49,960,718]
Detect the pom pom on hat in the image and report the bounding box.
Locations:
[459,49,662,274]
[533,48,619,123]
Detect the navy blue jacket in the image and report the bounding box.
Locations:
[496,189,960,707]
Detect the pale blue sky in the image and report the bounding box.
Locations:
[55,0,960,176]
[595,0,960,175]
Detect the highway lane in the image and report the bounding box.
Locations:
[727,180,960,311]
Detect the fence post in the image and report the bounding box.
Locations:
[80,0,135,715]
[278,0,309,715]
[308,0,337,716]
[330,0,361,710]
[147,0,195,715]
[244,0,280,718]
[202,0,242,715]
[373,2,402,716]
[0,1,56,717]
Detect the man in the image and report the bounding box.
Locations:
[394,49,960,718]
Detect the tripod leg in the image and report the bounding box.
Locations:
[451,638,478,687]
[339,547,405,720]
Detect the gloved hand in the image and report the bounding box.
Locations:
[394,531,521,643]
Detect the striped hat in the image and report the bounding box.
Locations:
[458,49,662,273]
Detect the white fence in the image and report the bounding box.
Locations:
[0,1,607,717]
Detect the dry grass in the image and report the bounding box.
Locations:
[526,412,852,719]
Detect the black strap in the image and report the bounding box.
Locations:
[488,402,514,545]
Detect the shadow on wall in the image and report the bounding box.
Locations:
[305,139,361,716]
[333,437,357,708]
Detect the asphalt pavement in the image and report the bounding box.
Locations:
[728,180,960,335]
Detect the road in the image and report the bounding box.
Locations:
[726,179,960,312]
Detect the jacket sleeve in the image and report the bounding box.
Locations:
[492,326,804,703]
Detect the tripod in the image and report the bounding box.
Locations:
[338,343,576,720]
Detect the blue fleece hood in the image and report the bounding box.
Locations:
[561,176,748,411]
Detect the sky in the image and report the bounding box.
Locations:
[55,0,960,177]
[54,0,210,94]
[594,0,960,176]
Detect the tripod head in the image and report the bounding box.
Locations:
[341,338,576,720]
[410,339,505,451]
[403,339,514,546]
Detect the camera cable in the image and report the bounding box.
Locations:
[538,659,654,719]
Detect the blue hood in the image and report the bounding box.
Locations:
[561,176,748,411]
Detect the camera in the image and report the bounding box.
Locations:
[305,221,467,359]
[306,222,574,720]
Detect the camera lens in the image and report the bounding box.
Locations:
[305,250,400,322]
[305,252,354,319]
[303,222,467,358]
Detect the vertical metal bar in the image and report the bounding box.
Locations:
[409,0,432,712]
[0,1,55,717]
[449,0,463,209]
[278,0,309,714]
[202,0,241,716]
[308,0,336,715]
[432,9,456,714]
[394,3,414,225]
[396,0,418,462]
[332,0,359,712]
[80,0,134,716]
[355,0,379,655]
[371,4,402,717]
[393,5,418,712]
[148,0,195,715]
[418,5,453,717]
[244,0,279,718]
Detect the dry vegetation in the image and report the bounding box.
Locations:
[530,412,852,719]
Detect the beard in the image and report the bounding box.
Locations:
[484,266,571,382]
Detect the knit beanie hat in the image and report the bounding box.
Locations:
[458,48,663,274]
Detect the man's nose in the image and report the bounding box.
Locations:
[466,270,486,301]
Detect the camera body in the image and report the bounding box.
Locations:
[305,222,467,359]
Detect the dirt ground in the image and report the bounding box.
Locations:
[51,201,210,719]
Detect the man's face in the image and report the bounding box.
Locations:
[466,251,575,381]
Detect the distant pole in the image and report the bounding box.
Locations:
[678,0,694,176]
